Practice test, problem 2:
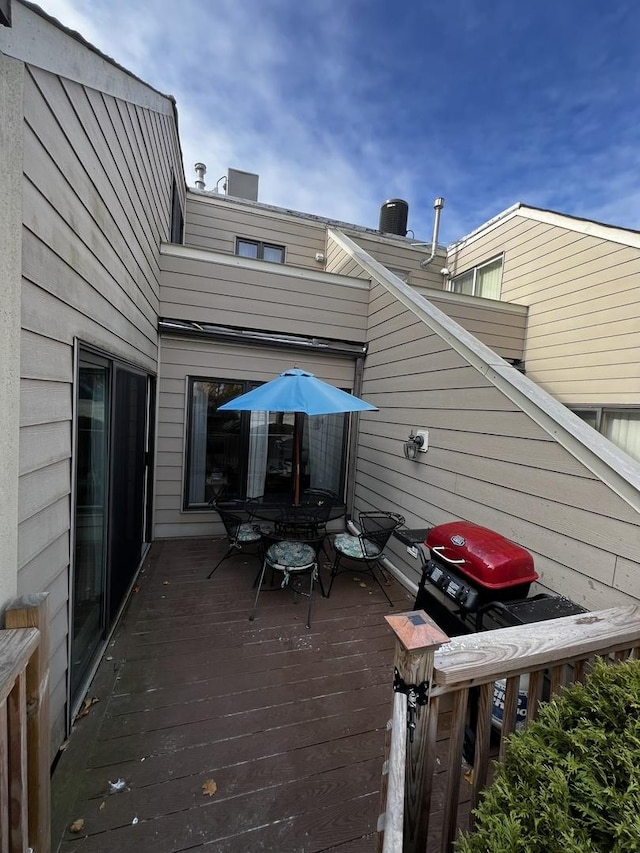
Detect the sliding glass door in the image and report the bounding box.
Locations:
[71,350,154,706]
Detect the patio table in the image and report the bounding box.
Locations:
[245,493,346,537]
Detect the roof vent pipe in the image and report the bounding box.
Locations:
[419,197,445,268]
[194,162,207,190]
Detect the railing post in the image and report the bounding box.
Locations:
[6,593,50,853]
[385,610,449,853]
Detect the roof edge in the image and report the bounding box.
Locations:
[449,201,640,254]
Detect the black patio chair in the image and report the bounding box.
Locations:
[207,499,263,579]
[327,510,405,606]
[249,531,327,629]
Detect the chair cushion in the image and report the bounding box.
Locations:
[334,533,381,560]
[236,523,262,544]
[266,540,316,570]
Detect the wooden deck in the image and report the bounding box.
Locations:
[51,536,472,853]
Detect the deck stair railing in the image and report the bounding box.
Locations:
[377,604,640,853]
[1,593,50,853]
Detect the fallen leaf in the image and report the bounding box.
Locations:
[58,739,70,753]
[464,768,474,785]
[98,801,106,811]
[133,585,141,593]
[202,778,218,797]
[76,696,100,719]
[359,582,368,588]
[69,819,85,833]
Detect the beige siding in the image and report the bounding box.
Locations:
[155,337,359,538]
[18,59,182,746]
[185,193,327,270]
[424,292,527,362]
[328,232,640,612]
[349,231,447,291]
[327,233,527,361]
[448,212,640,405]
[159,246,369,342]
[358,282,640,609]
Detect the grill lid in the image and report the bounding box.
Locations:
[426,521,538,590]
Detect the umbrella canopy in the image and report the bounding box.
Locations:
[217,368,378,416]
[218,368,377,504]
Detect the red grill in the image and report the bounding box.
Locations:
[414,521,539,634]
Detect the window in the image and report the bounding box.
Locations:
[184,377,347,508]
[573,408,640,463]
[236,238,285,263]
[450,255,503,299]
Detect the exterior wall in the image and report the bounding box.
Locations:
[0,54,23,606]
[346,231,446,291]
[447,212,640,406]
[330,230,640,613]
[327,233,528,362]
[155,337,359,538]
[159,244,369,343]
[2,3,184,749]
[417,290,527,363]
[185,193,327,270]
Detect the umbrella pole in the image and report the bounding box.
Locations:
[293,412,303,505]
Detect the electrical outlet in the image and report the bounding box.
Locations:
[416,430,428,451]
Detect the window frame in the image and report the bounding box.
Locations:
[235,237,286,264]
[572,405,640,463]
[183,374,350,509]
[449,254,503,298]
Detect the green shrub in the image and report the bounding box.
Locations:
[456,658,640,853]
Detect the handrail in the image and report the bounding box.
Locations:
[378,605,640,853]
[432,605,640,691]
[2,593,50,853]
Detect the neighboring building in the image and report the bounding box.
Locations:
[445,204,640,462]
[1,0,639,757]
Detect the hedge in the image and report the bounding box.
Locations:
[456,657,640,852]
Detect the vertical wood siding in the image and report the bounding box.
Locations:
[19,62,183,748]
[448,213,640,405]
[155,338,358,539]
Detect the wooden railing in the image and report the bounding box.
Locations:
[1,594,50,853]
[378,605,640,853]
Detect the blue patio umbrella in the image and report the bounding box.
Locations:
[218,368,377,503]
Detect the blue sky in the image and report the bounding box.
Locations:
[35,0,640,243]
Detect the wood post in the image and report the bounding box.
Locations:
[6,592,51,853]
[384,610,449,853]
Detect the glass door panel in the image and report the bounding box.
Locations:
[71,358,109,698]
[107,368,147,622]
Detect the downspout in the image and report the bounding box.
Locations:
[419,197,445,268]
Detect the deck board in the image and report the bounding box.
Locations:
[52,536,473,852]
